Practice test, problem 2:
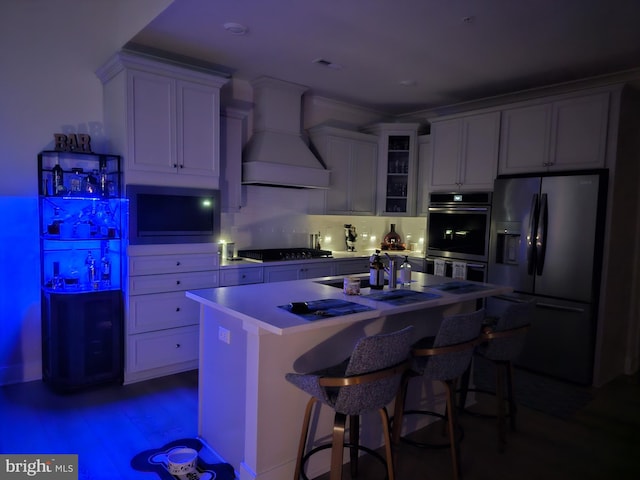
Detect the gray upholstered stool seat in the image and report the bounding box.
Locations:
[392,309,485,480]
[286,326,414,480]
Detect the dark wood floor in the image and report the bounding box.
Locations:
[1,370,638,480]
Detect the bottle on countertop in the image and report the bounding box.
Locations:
[400,255,412,286]
[369,250,385,290]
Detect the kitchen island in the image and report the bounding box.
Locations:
[186,272,511,480]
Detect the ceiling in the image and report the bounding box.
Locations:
[129,0,640,115]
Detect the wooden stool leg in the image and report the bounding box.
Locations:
[496,363,506,452]
[294,397,317,480]
[379,407,395,480]
[445,380,461,480]
[392,373,409,444]
[330,412,347,480]
[506,361,517,432]
[349,415,359,478]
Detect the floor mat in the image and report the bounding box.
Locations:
[131,438,235,480]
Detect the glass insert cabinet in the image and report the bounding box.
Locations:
[38,150,127,391]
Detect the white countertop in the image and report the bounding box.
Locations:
[186,272,511,335]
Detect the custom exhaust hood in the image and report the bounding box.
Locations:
[242,77,330,189]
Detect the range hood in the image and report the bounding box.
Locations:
[242,77,330,189]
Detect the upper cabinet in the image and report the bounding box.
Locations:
[309,125,378,215]
[364,123,420,216]
[499,90,609,175]
[416,134,431,216]
[429,111,500,192]
[96,51,229,188]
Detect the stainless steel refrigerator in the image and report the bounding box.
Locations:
[487,171,608,385]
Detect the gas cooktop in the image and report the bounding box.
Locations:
[238,248,333,262]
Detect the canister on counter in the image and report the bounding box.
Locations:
[343,276,361,295]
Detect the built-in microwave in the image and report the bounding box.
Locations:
[126,184,221,245]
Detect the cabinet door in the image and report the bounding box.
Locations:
[550,92,609,170]
[416,135,431,215]
[335,258,369,275]
[263,264,301,283]
[324,136,351,213]
[460,112,500,190]
[219,267,264,286]
[177,80,220,177]
[349,140,377,214]
[129,70,177,173]
[499,103,552,174]
[129,291,201,333]
[300,263,335,279]
[429,119,462,191]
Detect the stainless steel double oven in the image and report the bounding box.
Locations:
[425,192,491,282]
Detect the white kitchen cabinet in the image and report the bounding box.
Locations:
[429,111,500,192]
[263,262,336,283]
[363,123,421,216]
[125,249,219,383]
[334,258,370,275]
[220,106,249,213]
[219,266,264,286]
[416,135,431,216]
[97,51,228,189]
[309,126,378,215]
[499,90,609,174]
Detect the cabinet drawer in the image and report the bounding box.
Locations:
[219,267,264,286]
[129,253,218,275]
[129,270,218,295]
[127,325,199,372]
[128,291,200,333]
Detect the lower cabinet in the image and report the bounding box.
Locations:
[126,248,218,383]
[219,266,264,286]
[334,258,370,275]
[41,290,123,392]
[263,262,336,283]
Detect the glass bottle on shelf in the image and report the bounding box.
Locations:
[99,158,109,197]
[66,249,81,289]
[52,159,65,195]
[69,168,84,195]
[101,246,112,287]
[83,170,99,196]
[85,251,98,289]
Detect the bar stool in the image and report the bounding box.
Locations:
[285,326,414,480]
[392,309,485,480]
[458,299,535,451]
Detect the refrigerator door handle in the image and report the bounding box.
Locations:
[526,194,539,275]
[536,193,548,275]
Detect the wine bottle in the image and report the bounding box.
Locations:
[399,256,412,286]
[52,159,65,195]
[101,246,111,287]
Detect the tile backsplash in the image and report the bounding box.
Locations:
[219,185,426,254]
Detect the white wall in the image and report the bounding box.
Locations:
[0,0,172,384]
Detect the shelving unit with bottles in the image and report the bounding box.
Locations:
[38,150,127,392]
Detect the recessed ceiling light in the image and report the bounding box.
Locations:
[312,58,343,70]
[223,22,248,35]
[399,80,417,87]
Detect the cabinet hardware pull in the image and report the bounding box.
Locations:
[176,343,181,348]
[176,307,180,312]
[179,164,184,168]
[177,280,181,285]
[173,163,178,168]
[176,261,181,266]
